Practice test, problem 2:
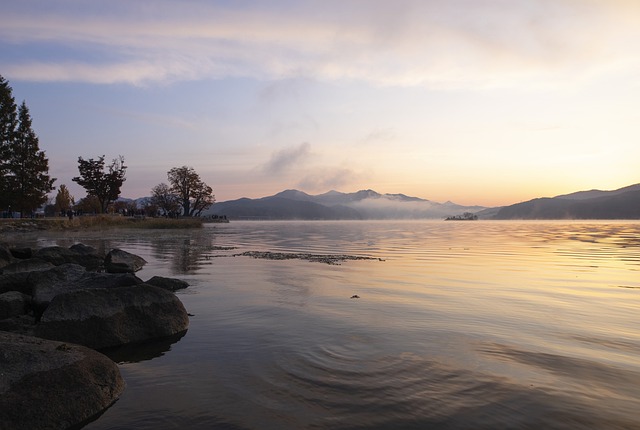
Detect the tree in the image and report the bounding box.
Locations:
[151,182,180,216]
[0,75,19,210]
[4,102,56,216]
[166,166,215,216]
[72,155,127,213]
[54,184,74,214]
[74,195,101,214]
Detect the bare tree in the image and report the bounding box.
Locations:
[166,166,215,216]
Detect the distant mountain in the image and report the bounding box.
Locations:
[553,183,640,201]
[208,189,487,220]
[494,184,640,219]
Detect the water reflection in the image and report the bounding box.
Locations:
[7,221,640,429]
[101,331,188,364]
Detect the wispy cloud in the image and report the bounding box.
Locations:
[2,0,639,88]
[261,142,311,174]
[297,166,362,192]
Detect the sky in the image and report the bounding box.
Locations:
[1,0,639,207]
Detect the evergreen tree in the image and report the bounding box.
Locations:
[0,75,18,210]
[72,155,127,213]
[5,101,56,215]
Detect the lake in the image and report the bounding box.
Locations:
[17,220,640,429]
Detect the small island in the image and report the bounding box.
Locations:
[445,212,478,221]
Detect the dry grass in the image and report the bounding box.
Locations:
[0,215,203,232]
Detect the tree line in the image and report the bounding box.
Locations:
[1,74,215,218]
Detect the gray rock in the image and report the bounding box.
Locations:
[34,245,103,270]
[0,291,31,319]
[145,275,189,291]
[31,264,142,311]
[69,243,104,269]
[0,245,14,270]
[0,314,36,336]
[0,331,125,430]
[30,264,88,310]
[9,247,32,259]
[105,248,147,273]
[0,271,32,295]
[36,284,189,349]
[1,258,54,274]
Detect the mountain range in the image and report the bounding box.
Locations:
[207,189,486,220]
[490,183,640,219]
[206,183,640,220]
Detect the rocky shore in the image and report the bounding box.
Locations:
[0,242,190,430]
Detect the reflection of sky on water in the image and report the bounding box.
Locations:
[7,221,640,429]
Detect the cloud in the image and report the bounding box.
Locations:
[1,0,639,89]
[261,142,311,174]
[360,128,397,145]
[297,166,362,192]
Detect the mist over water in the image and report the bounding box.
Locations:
[18,220,640,429]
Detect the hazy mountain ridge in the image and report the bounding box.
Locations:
[493,184,640,219]
[125,183,639,220]
[209,189,486,220]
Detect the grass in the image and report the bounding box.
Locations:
[0,215,204,232]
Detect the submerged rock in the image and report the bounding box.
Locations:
[0,331,125,430]
[145,275,189,291]
[36,284,189,350]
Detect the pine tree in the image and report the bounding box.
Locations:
[6,102,56,216]
[0,75,18,210]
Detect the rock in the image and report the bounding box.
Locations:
[0,314,36,336]
[9,247,32,259]
[0,331,125,430]
[33,246,75,265]
[30,264,89,311]
[0,271,32,295]
[0,245,14,270]
[0,258,54,274]
[31,264,142,312]
[34,245,103,270]
[69,243,104,270]
[145,275,189,291]
[0,291,31,319]
[36,284,189,349]
[105,248,147,273]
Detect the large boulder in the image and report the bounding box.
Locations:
[105,248,147,273]
[36,284,189,350]
[0,258,54,274]
[0,271,32,295]
[0,331,125,430]
[34,245,103,270]
[0,291,30,320]
[31,264,142,311]
[30,264,90,310]
[145,275,189,291]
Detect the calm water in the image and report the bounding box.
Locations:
[15,221,640,429]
